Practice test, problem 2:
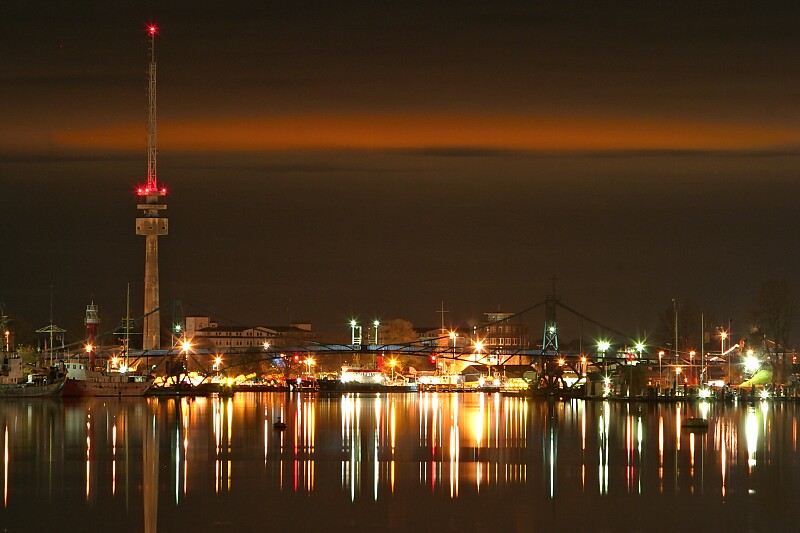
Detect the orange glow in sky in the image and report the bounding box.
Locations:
[54,114,800,153]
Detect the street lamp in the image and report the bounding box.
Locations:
[598,340,610,382]
[304,356,315,376]
[474,340,484,360]
[658,351,665,381]
[689,351,696,384]
[388,358,397,381]
[474,340,486,377]
[633,341,645,397]
[373,320,380,345]
[744,350,759,374]
[213,356,222,376]
[263,341,270,350]
[350,320,362,346]
[721,330,729,385]
[4,330,9,352]
[449,330,458,359]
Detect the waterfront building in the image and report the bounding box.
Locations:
[472,311,531,365]
[185,316,317,351]
[474,311,530,349]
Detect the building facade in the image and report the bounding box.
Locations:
[185,316,316,351]
[473,312,530,350]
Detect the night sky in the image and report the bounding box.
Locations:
[2,2,800,345]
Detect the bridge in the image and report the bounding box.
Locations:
[52,291,701,393]
[132,292,676,392]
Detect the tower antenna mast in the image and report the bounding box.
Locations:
[146,24,158,191]
[136,24,169,351]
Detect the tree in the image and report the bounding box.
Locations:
[751,279,798,384]
[751,279,797,351]
[380,319,417,343]
[378,319,418,372]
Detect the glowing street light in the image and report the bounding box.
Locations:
[449,330,458,360]
[658,351,665,379]
[263,341,270,350]
[304,356,316,376]
[744,352,759,374]
[85,344,93,354]
[720,330,729,385]
[598,340,610,381]
[350,320,362,346]
[373,320,380,345]
[213,356,222,375]
[388,358,397,381]
[473,340,484,362]
[4,330,10,352]
[474,340,489,377]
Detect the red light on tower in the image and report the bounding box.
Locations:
[148,25,157,35]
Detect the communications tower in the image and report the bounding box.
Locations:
[135,25,168,351]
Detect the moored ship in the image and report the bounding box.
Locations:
[0,355,66,398]
[62,360,152,397]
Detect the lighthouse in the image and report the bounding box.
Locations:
[84,302,99,366]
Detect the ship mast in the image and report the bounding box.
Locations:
[122,283,133,369]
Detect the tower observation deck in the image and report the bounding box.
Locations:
[135,25,168,351]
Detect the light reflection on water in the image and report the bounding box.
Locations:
[1,394,799,532]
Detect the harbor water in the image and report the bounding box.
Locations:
[0,393,797,532]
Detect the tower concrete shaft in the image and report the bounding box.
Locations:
[136,25,168,351]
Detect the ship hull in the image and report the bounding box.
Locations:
[62,378,151,397]
[0,378,66,398]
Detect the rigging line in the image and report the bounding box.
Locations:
[179,298,337,348]
[385,299,549,350]
[555,301,634,342]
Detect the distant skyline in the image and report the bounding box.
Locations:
[2,2,800,346]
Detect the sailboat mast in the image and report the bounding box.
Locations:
[125,283,131,368]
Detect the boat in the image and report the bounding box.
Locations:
[681,417,709,431]
[0,355,66,398]
[385,377,418,392]
[61,359,152,397]
[61,288,153,397]
[417,372,464,392]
